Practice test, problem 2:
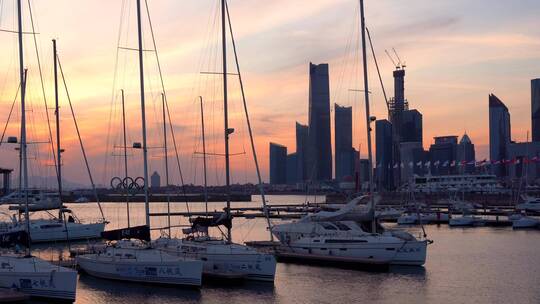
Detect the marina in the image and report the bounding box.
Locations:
[0,0,538,303]
[8,197,540,304]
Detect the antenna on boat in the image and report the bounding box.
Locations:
[359,0,376,233]
[221,0,232,243]
[136,0,151,228]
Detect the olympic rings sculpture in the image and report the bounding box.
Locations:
[110,176,145,192]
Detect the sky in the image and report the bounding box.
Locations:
[0,0,539,188]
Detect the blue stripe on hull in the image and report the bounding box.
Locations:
[84,269,202,286]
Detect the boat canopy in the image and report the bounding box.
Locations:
[101,225,150,242]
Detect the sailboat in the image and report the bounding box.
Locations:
[270,0,429,267]
[76,0,203,287]
[0,39,106,243]
[153,0,276,282]
[0,1,77,301]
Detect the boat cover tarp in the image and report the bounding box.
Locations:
[101,225,150,242]
[191,213,232,232]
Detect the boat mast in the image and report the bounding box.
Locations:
[121,89,131,228]
[136,0,150,227]
[224,1,274,242]
[359,0,376,233]
[221,0,232,242]
[161,93,171,237]
[200,96,209,215]
[17,0,31,250]
[53,39,62,219]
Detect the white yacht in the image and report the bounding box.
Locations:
[272,196,429,266]
[0,254,77,301]
[77,240,203,286]
[448,215,484,227]
[516,195,540,212]
[154,236,276,281]
[397,212,449,225]
[0,215,105,243]
[0,2,79,299]
[76,0,203,287]
[511,215,539,229]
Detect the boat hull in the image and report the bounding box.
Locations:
[0,256,77,302]
[275,240,419,265]
[30,222,106,243]
[77,251,203,287]
[155,239,276,282]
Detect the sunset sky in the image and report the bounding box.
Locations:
[0,0,539,188]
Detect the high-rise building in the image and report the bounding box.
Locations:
[358,159,370,186]
[489,94,511,177]
[150,171,161,188]
[269,142,287,184]
[507,142,540,183]
[375,119,393,190]
[307,63,332,182]
[399,142,425,182]
[335,104,353,181]
[532,78,540,141]
[286,153,298,185]
[457,133,476,174]
[429,136,458,175]
[295,122,309,182]
[401,109,423,143]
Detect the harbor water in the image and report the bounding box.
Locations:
[18,195,540,304]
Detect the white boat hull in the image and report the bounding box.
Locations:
[276,239,427,266]
[0,256,77,302]
[77,248,203,287]
[30,222,106,243]
[154,239,276,282]
[512,217,539,229]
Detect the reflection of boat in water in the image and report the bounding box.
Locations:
[272,196,429,266]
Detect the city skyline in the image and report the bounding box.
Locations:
[0,0,539,187]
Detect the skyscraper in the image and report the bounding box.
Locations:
[307,63,332,181]
[457,133,476,174]
[269,142,287,184]
[286,153,298,185]
[399,142,425,182]
[401,109,423,143]
[532,78,540,141]
[375,119,393,190]
[429,136,458,175]
[489,94,511,177]
[295,122,309,182]
[335,104,353,181]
